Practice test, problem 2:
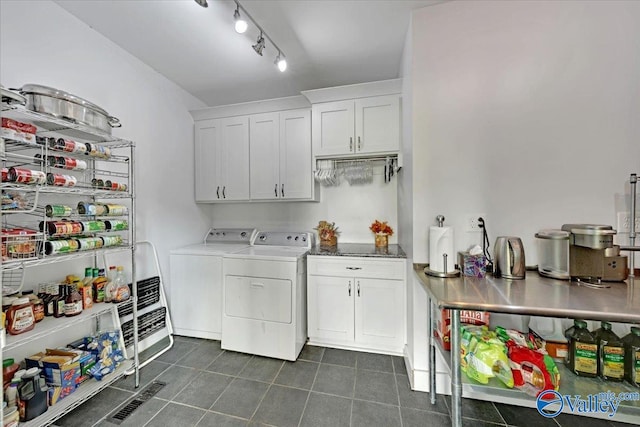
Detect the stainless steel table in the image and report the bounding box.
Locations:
[414,264,640,427]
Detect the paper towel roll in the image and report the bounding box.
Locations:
[429,226,455,273]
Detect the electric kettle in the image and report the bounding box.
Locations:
[493,236,526,279]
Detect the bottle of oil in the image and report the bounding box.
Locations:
[623,327,640,387]
[565,319,597,377]
[594,321,624,381]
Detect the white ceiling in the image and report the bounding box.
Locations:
[54,0,442,107]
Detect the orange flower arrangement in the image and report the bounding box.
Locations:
[369,220,394,236]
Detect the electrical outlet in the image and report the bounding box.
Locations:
[466,214,486,232]
[617,212,640,232]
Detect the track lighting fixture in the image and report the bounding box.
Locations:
[194,0,289,71]
[275,52,287,72]
[234,7,248,34]
[252,33,266,56]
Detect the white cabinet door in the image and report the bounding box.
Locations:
[355,95,400,155]
[194,119,221,202]
[221,116,250,201]
[250,112,280,200]
[312,100,355,157]
[354,277,404,350]
[169,254,223,339]
[280,109,312,199]
[307,275,354,343]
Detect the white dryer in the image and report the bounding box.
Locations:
[169,228,256,340]
[222,231,313,361]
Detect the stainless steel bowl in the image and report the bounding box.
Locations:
[19,84,120,135]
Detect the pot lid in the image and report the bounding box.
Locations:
[535,229,569,240]
[19,84,110,116]
[560,224,616,235]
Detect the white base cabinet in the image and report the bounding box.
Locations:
[307,256,406,354]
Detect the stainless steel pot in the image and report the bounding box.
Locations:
[18,84,120,135]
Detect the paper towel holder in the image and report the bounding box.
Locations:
[424,214,461,278]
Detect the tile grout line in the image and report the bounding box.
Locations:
[246,356,285,424]
[297,354,324,427]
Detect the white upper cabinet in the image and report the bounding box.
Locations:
[355,95,400,155]
[250,109,315,201]
[312,95,400,158]
[194,116,249,202]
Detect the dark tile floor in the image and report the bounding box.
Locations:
[55,336,633,427]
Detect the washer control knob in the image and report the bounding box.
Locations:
[259,235,267,241]
[240,232,247,237]
[295,236,299,241]
[287,235,292,240]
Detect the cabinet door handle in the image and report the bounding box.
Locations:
[281,184,284,198]
[216,186,220,199]
[358,136,361,151]
[346,267,362,270]
[275,184,278,197]
[349,137,353,152]
[357,281,360,297]
[222,186,226,199]
[348,281,351,296]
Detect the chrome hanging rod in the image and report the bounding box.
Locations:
[316,155,399,165]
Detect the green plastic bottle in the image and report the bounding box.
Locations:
[594,321,624,381]
[622,327,640,387]
[565,319,598,377]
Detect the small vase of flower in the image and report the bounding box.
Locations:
[315,221,339,247]
[370,220,394,248]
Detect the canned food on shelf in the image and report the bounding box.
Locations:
[76,237,104,251]
[8,168,46,185]
[77,202,108,216]
[44,239,80,255]
[105,220,128,231]
[45,204,72,217]
[101,235,123,247]
[46,173,77,187]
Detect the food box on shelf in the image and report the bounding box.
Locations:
[436,309,490,351]
[48,385,76,406]
[25,349,85,387]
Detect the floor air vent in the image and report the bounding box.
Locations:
[107,381,166,424]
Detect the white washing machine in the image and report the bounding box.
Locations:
[169,228,256,340]
[222,231,313,361]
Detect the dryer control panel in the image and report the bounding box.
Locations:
[252,231,314,248]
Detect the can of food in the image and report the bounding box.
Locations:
[76,237,104,251]
[60,157,78,170]
[57,138,86,154]
[9,168,46,184]
[2,167,8,182]
[77,202,108,216]
[91,178,105,189]
[72,158,87,170]
[105,204,128,216]
[99,146,112,159]
[81,220,106,233]
[36,136,48,146]
[46,173,77,187]
[101,235,123,247]
[44,239,79,255]
[84,142,96,156]
[45,204,72,217]
[45,221,82,236]
[105,220,128,231]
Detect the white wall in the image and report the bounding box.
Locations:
[1,1,210,296]
[411,0,640,265]
[209,170,398,244]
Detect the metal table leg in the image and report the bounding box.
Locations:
[428,298,436,404]
[450,308,462,427]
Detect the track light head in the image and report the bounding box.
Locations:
[275,52,287,72]
[253,33,266,56]
[234,8,248,33]
[194,0,208,7]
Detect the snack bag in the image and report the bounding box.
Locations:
[508,343,560,397]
